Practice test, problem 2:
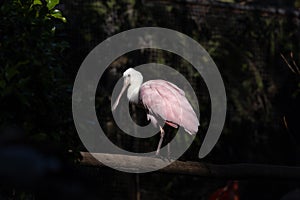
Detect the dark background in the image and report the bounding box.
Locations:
[0,0,300,199]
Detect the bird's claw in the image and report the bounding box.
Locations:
[152,154,172,162]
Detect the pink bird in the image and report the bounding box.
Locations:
[112,68,199,156]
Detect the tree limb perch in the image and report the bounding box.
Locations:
[80,152,300,179]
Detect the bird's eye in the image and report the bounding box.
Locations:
[128,74,131,77]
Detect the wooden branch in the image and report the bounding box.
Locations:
[80,152,300,179]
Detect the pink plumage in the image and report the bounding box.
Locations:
[112,68,199,156]
[140,80,199,135]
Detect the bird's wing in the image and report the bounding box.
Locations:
[140,80,199,135]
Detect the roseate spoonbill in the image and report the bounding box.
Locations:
[112,68,199,156]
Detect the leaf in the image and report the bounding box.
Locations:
[50,9,67,22]
[46,0,60,10]
[107,0,116,9]
[33,0,42,5]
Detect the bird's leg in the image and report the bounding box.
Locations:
[156,126,165,156]
[167,143,171,160]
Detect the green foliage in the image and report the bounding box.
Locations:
[0,0,75,151]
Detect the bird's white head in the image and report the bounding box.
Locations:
[112,68,143,111]
[123,68,143,84]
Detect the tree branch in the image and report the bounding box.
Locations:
[80,152,300,179]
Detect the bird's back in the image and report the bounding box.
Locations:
[140,80,199,134]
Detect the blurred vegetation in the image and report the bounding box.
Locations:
[0,0,79,156]
[205,14,300,164]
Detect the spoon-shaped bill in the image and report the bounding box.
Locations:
[112,77,130,111]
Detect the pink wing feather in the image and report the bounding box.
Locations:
[140,80,199,135]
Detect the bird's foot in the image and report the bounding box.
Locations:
[151,153,172,162]
[166,155,173,162]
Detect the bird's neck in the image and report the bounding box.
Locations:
[127,79,143,104]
